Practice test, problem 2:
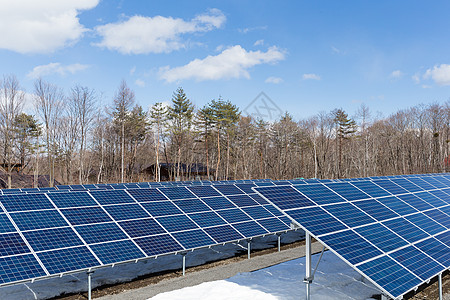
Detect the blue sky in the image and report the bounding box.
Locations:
[1,1,450,120]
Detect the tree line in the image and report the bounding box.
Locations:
[0,74,449,188]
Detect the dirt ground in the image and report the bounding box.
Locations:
[51,240,448,300]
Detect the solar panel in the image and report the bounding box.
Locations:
[255,174,450,299]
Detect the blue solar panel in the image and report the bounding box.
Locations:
[227,195,258,207]
[37,246,99,274]
[390,245,444,280]
[325,183,370,201]
[294,185,345,205]
[320,230,382,265]
[140,201,183,217]
[241,206,273,219]
[187,186,221,197]
[255,186,314,209]
[322,203,376,227]
[90,190,135,205]
[406,177,435,190]
[216,208,251,223]
[90,240,144,264]
[0,214,17,233]
[350,181,390,198]
[352,199,398,221]
[119,218,165,238]
[257,218,290,232]
[233,221,268,237]
[397,194,433,211]
[376,196,417,215]
[286,207,347,236]
[373,180,408,195]
[48,192,97,208]
[135,234,183,256]
[159,187,196,200]
[213,185,244,196]
[405,213,446,235]
[234,183,257,194]
[382,218,428,243]
[201,196,236,210]
[24,227,83,251]
[414,191,447,208]
[10,210,68,231]
[414,237,450,266]
[204,225,243,243]
[390,179,423,193]
[0,194,54,212]
[127,189,167,202]
[103,204,149,221]
[421,177,446,189]
[0,233,30,256]
[75,223,128,244]
[62,207,112,225]
[187,211,226,227]
[354,223,407,252]
[172,199,211,213]
[172,229,215,248]
[356,255,422,299]
[248,194,269,205]
[0,254,46,284]
[156,215,199,232]
[424,209,450,228]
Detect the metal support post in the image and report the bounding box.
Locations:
[247,240,251,259]
[182,253,187,276]
[381,294,389,300]
[87,271,94,300]
[277,233,281,252]
[439,273,443,300]
[304,233,312,300]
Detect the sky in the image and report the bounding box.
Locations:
[1,0,450,121]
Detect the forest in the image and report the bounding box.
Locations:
[0,74,449,188]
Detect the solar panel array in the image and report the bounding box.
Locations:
[0,183,293,287]
[255,174,450,299]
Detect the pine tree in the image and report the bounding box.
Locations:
[168,87,194,180]
[333,108,357,178]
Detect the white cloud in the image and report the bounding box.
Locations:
[135,79,145,87]
[27,63,90,79]
[254,40,264,46]
[95,9,226,54]
[423,64,450,86]
[331,46,344,54]
[302,73,321,80]
[159,45,285,82]
[0,0,98,53]
[390,70,403,79]
[412,73,421,84]
[238,26,268,34]
[265,77,283,84]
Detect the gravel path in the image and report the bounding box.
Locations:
[97,242,324,300]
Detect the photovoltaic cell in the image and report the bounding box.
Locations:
[187,186,221,198]
[90,240,144,264]
[134,234,183,256]
[350,181,390,198]
[204,225,243,243]
[0,233,30,256]
[414,192,447,208]
[10,210,68,231]
[47,192,97,208]
[354,223,407,252]
[187,211,226,227]
[126,189,167,202]
[255,186,314,210]
[286,207,347,236]
[323,203,376,227]
[61,207,112,225]
[89,190,135,205]
[75,223,128,244]
[159,187,196,200]
[424,209,450,228]
[242,206,273,219]
[373,180,408,195]
[103,204,149,221]
[23,227,83,251]
[389,245,443,280]
[390,179,423,193]
[37,246,99,274]
[172,199,211,213]
[294,185,345,205]
[0,214,17,233]
[382,218,428,243]
[119,218,165,238]
[0,254,46,284]
[415,237,450,266]
[319,230,382,265]
[397,194,433,211]
[257,218,290,232]
[227,195,258,207]
[352,199,398,221]
[376,196,417,215]
[172,229,215,248]
[200,197,235,210]
[216,208,251,223]
[233,221,267,237]
[325,183,370,201]
[0,194,54,212]
[213,185,244,196]
[405,213,446,235]
[156,215,199,232]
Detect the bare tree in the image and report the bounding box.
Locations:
[0,75,25,188]
[34,78,64,187]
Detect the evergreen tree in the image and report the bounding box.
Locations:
[14,113,41,167]
[333,108,357,178]
[168,87,194,180]
[196,105,214,179]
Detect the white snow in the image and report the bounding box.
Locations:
[149,251,380,300]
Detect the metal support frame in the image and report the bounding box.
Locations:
[276,233,281,252]
[304,233,312,300]
[181,252,187,276]
[438,273,443,300]
[87,270,94,300]
[381,294,389,300]
[247,239,251,259]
